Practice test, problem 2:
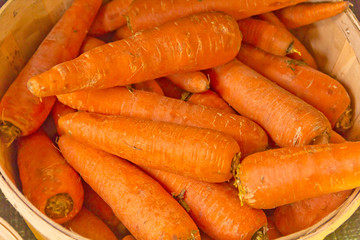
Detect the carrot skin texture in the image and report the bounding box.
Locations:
[0,0,101,137]
[156,78,185,99]
[51,100,76,135]
[17,129,83,224]
[28,12,242,97]
[80,36,106,54]
[188,90,236,114]
[144,168,267,240]
[209,59,331,147]
[237,44,350,128]
[64,207,118,240]
[58,136,200,240]
[237,142,360,209]
[167,71,210,93]
[275,2,350,29]
[330,130,346,144]
[57,87,267,156]
[133,80,164,95]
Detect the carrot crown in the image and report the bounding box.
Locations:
[233,163,246,206]
[0,121,21,146]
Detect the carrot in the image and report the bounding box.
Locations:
[257,12,286,28]
[51,100,76,136]
[330,130,346,143]
[234,142,360,209]
[64,207,117,240]
[0,0,101,142]
[113,25,133,40]
[200,231,214,240]
[89,0,132,36]
[80,36,105,54]
[156,78,186,99]
[187,90,236,114]
[237,44,352,130]
[58,135,201,240]
[144,167,267,240]
[275,1,350,29]
[17,129,83,224]
[132,80,164,95]
[83,182,130,239]
[267,216,282,240]
[167,71,210,93]
[122,236,136,240]
[56,87,268,156]
[125,0,307,33]
[28,12,242,97]
[209,59,331,147]
[274,190,352,235]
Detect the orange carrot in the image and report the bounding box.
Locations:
[234,142,360,209]
[144,167,267,240]
[28,12,242,97]
[80,36,105,54]
[58,135,201,240]
[113,25,133,40]
[167,71,210,93]
[267,216,282,240]
[0,0,101,141]
[237,44,351,129]
[89,0,132,36]
[257,12,286,28]
[122,236,136,240]
[188,90,236,114]
[51,100,76,135]
[125,0,307,33]
[330,130,346,143]
[17,129,83,224]
[57,87,268,156]
[64,207,117,240]
[156,78,186,99]
[83,182,130,239]
[209,59,331,147]
[275,2,350,29]
[274,190,352,235]
[132,80,164,95]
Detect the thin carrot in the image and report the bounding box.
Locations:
[56,87,268,156]
[144,167,268,240]
[0,0,101,142]
[89,0,132,36]
[80,36,106,54]
[28,12,242,97]
[274,190,352,235]
[83,182,130,239]
[17,129,83,224]
[209,59,331,147]
[267,216,282,240]
[156,78,186,99]
[113,25,133,40]
[58,135,201,240]
[234,142,360,209]
[330,130,346,143]
[132,80,164,95]
[237,44,352,130]
[275,1,350,29]
[187,90,236,114]
[64,207,118,240]
[51,100,76,136]
[122,236,136,240]
[167,71,210,93]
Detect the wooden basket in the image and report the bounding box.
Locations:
[1,0,360,239]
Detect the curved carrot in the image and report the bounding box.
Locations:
[156,78,186,99]
[330,130,346,144]
[58,135,201,240]
[274,190,352,235]
[133,80,164,95]
[0,0,101,141]
[51,100,76,135]
[267,216,282,240]
[28,12,242,97]
[209,59,331,147]
[234,142,360,209]
[57,87,268,156]
[113,25,133,40]
[17,129,83,224]
[237,44,351,129]
[64,207,117,240]
[167,71,210,93]
[275,2,350,29]
[89,0,132,36]
[188,90,236,114]
[144,167,268,240]
[80,36,105,54]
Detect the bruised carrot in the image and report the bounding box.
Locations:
[187,90,236,114]
[80,36,105,54]
[113,25,133,40]
[209,59,331,147]
[267,216,282,240]
[28,12,242,97]
[234,142,360,209]
[57,87,268,156]
[89,0,132,36]
[144,167,267,240]
[330,130,346,143]
[0,0,101,141]
[275,1,350,29]
[58,135,201,240]
[51,100,76,135]
[64,207,117,240]
[17,129,83,224]
[156,78,185,99]
[274,190,352,235]
[122,236,136,240]
[133,80,164,95]
[237,44,351,129]
[167,71,210,93]
[83,182,129,239]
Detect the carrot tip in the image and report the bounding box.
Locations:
[335,105,354,132]
[45,193,74,219]
[312,129,331,145]
[252,226,268,240]
[234,163,246,206]
[231,152,241,178]
[181,92,193,101]
[0,122,21,146]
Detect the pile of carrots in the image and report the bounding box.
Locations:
[1,0,358,239]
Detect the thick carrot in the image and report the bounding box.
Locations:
[144,167,267,240]
[237,44,352,129]
[234,142,360,209]
[56,87,268,156]
[274,190,352,235]
[80,36,106,54]
[0,0,101,141]
[58,135,201,240]
[51,100,76,135]
[156,78,185,99]
[113,25,133,40]
[267,216,282,240]
[125,0,307,33]
[64,207,117,240]
[133,80,164,95]
[330,130,346,143]
[89,0,132,36]
[28,12,242,97]
[275,2,350,29]
[167,71,210,93]
[17,129,83,224]
[122,236,136,240]
[209,59,331,147]
[83,182,130,239]
[188,90,236,114]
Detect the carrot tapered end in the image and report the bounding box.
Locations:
[335,105,353,132]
